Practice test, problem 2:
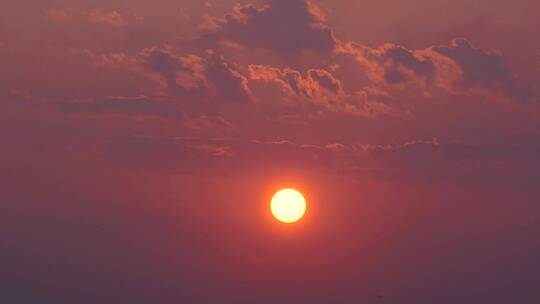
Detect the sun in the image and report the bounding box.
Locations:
[270,188,307,223]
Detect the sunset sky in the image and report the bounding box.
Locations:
[1,0,540,303]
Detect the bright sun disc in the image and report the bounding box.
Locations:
[270,189,307,223]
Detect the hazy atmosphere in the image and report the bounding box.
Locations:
[1,0,540,303]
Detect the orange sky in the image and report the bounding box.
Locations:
[1,1,540,303]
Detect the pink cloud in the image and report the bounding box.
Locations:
[249,64,397,117]
[88,9,128,28]
[46,9,70,22]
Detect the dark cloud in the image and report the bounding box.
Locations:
[432,38,535,101]
[56,96,182,120]
[343,43,437,86]
[343,38,535,102]
[307,69,344,94]
[200,0,339,55]
[140,47,252,102]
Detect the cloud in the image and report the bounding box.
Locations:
[86,51,135,69]
[140,47,252,102]
[46,9,128,28]
[103,136,334,176]
[100,135,540,187]
[182,116,236,133]
[334,139,540,185]
[249,64,397,116]
[343,43,439,87]
[200,0,339,55]
[88,9,128,28]
[55,95,182,120]
[307,69,344,94]
[432,38,534,101]
[9,89,32,100]
[83,47,396,117]
[342,38,535,102]
[46,9,70,22]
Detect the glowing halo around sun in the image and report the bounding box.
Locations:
[270,188,307,223]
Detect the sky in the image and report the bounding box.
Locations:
[1,0,540,303]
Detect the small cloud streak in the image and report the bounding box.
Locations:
[46,9,71,22]
[88,9,129,28]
